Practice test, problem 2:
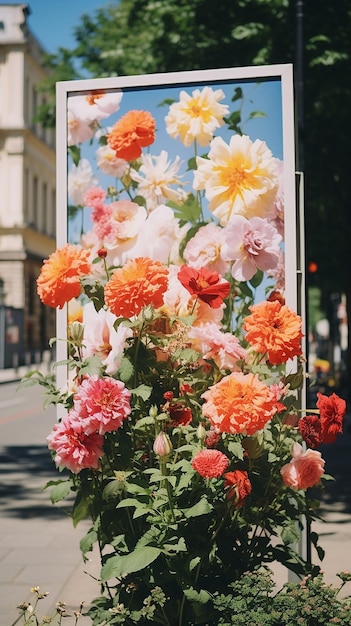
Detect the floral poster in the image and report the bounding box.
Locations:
[28,65,349,625]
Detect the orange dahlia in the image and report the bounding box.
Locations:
[201,371,277,435]
[107,110,156,161]
[37,244,91,309]
[243,300,303,365]
[104,257,169,318]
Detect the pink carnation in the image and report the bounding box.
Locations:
[73,375,132,435]
[84,186,107,210]
[188,322,247,371]
[47,414,104,473]
[280,442,325,490]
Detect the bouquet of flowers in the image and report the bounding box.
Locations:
[28,82,347,625]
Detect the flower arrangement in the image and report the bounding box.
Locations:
[25,81,347,625]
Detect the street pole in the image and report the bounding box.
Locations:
[0,278,6,370]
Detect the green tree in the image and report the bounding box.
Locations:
[37,0,351,394]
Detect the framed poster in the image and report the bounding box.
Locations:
[55,64,300,390]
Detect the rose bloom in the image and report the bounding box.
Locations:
[187,322,247,371]
[221,215,282,282]
[107,109,156,160]
[243,300,303,365]
[47,414,104,473]
[280,442,325,490]
[224,470,252,507]
[82,302,133,376]
[167,401,193,428]
[201,371,277,435]
[104,256,169,318]
[165,86,229,147]
[183,222,230,275]
[316,392,346,443]
[68,158,98,206]
[73,375,132,435]
[96,144,129,178]
[37,244,91,309]
[130,150,187,212]
[177,265,230,309]
[193,134,279,225]
[192,448,229,479]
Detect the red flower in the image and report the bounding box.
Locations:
[167,401,192,428]
[177,265,230,309]
[224,470,252,507]
[316,392,346,443]
[298,414,322,449]
[192,449,229,479]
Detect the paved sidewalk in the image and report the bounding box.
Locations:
[1,365,351,624]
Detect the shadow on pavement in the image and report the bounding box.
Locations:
[0,444,72,519]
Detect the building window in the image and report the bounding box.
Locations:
[0,22,5,31]
[42,182,47,233]
[33,176,38,225]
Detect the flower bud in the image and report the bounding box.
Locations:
[153,432,172,457]
[68,321,84,344]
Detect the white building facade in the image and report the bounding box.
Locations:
[0,3,56,367]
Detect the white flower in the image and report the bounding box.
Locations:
[193,134,279,225]
[165,86,229,147]
[68,92,123,123]
[82,302,132,375]
[68,158,98,206]
[183,222,229,275]
[96,144,129,178]
[67,109,94,146]
[130,151,187,211]
[130,205,188,264]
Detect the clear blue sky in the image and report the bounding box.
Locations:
[2,0,111,52]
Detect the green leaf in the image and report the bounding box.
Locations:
[117,356,134,383]
[101,546,161,580]
[131,384,152,401]
[249,269,264,288]
[72,492,91,528]
[183,497,212,518]
[46,479,73,503]
[227,441,244,460]
[80,527,98,558]
[183,587,211,605]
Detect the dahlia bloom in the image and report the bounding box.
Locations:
[165,86,229,147]
[130,151,187,211]
[104,256,169,318]
[107,109,156,160]
[37,244,91,309]
[298,414,323,449]
[221,215,282,282]
[73,375,132,435]
[201,371,277,435]
[192,448,229,479]
[243,300,303,365]
[280,442,325,490]
[47,414,104,473]
[193,134,279,225]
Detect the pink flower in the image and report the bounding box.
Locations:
[221,215,282,282]
[280,443,325,490]
[73,375,132,435]
[191,449,229,478]
[47,414,104,473]
[188,322,247,371]
[183,222,230,275]
[84,186,107,210]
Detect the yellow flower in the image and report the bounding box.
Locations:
[165,86,229,147]
[193,134,279,225]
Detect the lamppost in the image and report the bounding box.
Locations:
[0,278,5,369]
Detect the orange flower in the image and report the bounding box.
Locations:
[201,371,277,435]
[107,110,156,161]
[243,300,303,365]
[37,244,91,309]
[177,265,230,309]
[224,470,252,507]
[104,257,169,318]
